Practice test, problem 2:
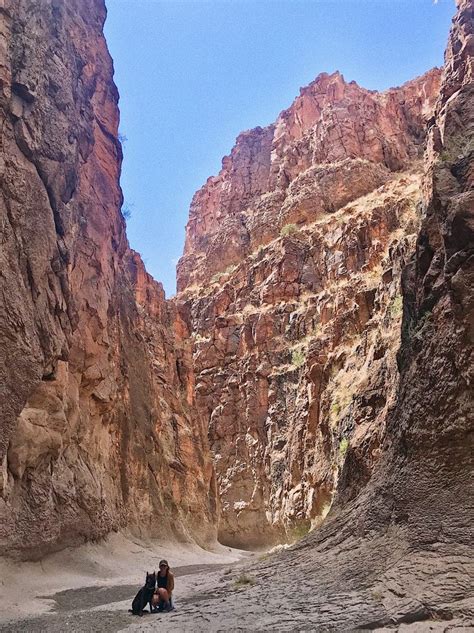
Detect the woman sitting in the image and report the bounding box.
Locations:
[152,559,175,612]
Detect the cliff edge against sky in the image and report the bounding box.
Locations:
[0,0,216,558]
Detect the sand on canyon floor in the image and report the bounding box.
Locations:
[0,532,254,632]
[4,534,470,632]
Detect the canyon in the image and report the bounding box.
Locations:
[0,0,473,630]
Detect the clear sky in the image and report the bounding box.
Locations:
[104,0,455,297]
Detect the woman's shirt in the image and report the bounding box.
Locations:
[157,571,175,595]
[157,574,168,589]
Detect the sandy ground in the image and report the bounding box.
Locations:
[1,534,473,632]
[0,532,252,632]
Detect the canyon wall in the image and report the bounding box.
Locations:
[0,0,216,559]
[0,0,470,600]
[273,0,474,622]
[155,2,473,629]
[177,67,443,546]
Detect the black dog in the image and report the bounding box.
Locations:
[129,571,156,616]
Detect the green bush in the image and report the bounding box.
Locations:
[280,223,298,236]
[389,294,403,318]
[210,264,237,285]
[339,438,349,459]
[291,348,305,367]
[331,401,341,418]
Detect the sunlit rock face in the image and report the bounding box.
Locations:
[177,66,444,546]
[177,68,440,291]
[0,0,217,559]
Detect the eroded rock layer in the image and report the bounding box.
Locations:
[0,0,216,558]
[177,69,440,290]
[177,66,443,545]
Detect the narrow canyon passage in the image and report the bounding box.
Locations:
[0,0,472,630]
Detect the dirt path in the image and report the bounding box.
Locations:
[0,562,244,633]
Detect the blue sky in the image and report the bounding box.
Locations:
[104,0,455,297]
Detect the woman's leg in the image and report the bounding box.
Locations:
[153,588,167,610]
[158,588,169,602]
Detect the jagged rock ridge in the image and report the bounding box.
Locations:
[178,68,440,290]
[0,0,216,558]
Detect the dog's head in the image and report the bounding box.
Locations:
[145,571,156,588]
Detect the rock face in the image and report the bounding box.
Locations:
[150,2,473,630]
[0,10,471,623]
[0,0,216,558]
[177,69,440,291]
[177,67,442,545]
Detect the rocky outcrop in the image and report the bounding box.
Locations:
[177,66,442,545]
[0,0,216,558]
[178,69,440,291]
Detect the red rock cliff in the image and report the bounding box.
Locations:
[0,0,216,558]
[178,69,440,291]
[177,62,443,545]
[160,2,473,628]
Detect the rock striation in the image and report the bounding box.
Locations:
[177,65,443,545]
[0,0,216,558]
[0,16,472,633]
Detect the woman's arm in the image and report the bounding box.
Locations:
[167,572,175,595]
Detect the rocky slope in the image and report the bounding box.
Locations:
[177,66,443,545]
[0,0,216,558]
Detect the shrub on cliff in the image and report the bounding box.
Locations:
[281,223,298,236]
[291,348,305,367]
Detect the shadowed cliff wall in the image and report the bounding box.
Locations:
[0,0,216,559]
